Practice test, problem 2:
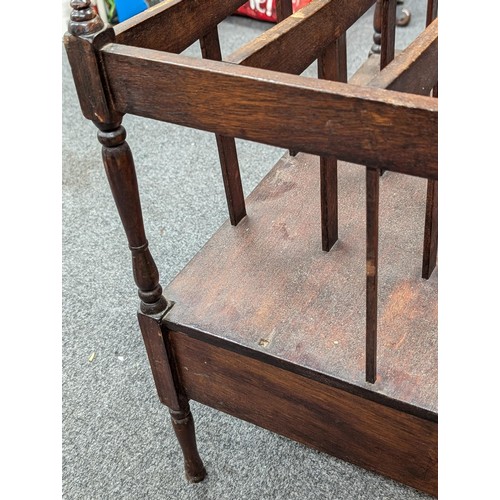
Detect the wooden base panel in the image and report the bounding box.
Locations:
[168,331,437,496]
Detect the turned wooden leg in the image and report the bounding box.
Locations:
[97,122,167,314]
[138,314,207,482]
[98,121,206,481]
[170,407,207,482]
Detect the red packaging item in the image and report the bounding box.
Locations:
[236,0,313,23]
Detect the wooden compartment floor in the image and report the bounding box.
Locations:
[164,152,437,420]
[162,151,437,494]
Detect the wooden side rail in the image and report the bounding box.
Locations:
[368,18,438,95]
[423,0,438,280]
[101,45,437,179]
[225,0,376,74]
[114,0,249,53]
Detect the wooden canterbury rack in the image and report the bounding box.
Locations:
[64,0,438,496]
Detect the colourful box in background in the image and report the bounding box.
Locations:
[236,0,312,22]
[115,0,149,22]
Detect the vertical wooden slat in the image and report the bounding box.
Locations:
[320,157,339,251]
[318,33,348,84]
[200,27,246,226]
[367,0,395,369]
[275,0,297,156]
[318,33,347,251]
[422,178,438,279]
[426,0,438,26]
[422,0,438,279]
[366,167,380,383]
[380,0,397,69]
[275,0,293,21]
[427,0,438,97]
[377,0,396,177]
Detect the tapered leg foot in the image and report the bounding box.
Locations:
[170,407,207,483]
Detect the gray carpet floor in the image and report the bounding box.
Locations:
[62,2,434,498]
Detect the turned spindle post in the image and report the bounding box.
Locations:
[96,123,168,315]
[371,0,382,55]
[371,0,411,56]
[67,0,104,36]
[64,1,206,482]
[97,122,206,480]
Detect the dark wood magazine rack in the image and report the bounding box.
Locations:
[64,0,438,496]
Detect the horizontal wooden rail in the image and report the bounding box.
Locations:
[101,44,437,179]
[114,0,248,54]
[368,18,438,96]
[226,0,376,74]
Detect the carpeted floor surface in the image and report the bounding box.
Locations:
[62,2,435,498]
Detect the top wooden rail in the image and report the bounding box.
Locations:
[114,0,249,53]
[101,43,437,180]
[368,18,438,95]
[225,0,376,74]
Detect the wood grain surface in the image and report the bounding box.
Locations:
[101,44,437,179]
[169,331,437,496]
[164,153,437,418]
[317,33,347,251]
[114,0,248,53]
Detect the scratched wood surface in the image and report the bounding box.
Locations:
[164,152,437,417]
[169,332,437,495]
